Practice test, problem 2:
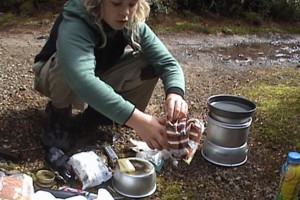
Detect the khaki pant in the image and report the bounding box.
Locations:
[32,50,158,112]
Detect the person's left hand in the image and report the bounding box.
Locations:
[164,93,188,121]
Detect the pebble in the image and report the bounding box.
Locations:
[215,176,221,182]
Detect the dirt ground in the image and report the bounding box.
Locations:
[0,20,300,199]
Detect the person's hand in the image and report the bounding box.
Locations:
[126,109,168,150]
[165,93,188,121]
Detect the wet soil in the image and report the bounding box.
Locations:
[0,21,300,199]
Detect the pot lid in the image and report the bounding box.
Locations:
[207,94,256,118]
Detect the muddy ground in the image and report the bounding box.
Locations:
[0,20,300,199]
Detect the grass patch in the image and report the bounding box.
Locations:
[148,13,211,34]
[173,21,211,33]
[0,13,15,26]
[283,24,300,34]
[238,67,300,150]
[156,176,195,200]
[1,10,299,35]
[161,184,194,200]
[0,12,40,27]
[0,10,57,28]
[161,185,181,200]
[148,12,300,35]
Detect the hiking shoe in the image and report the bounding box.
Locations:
[41,101,73,152]
[73,106,114,135]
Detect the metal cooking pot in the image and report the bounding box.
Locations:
[210,112,251,124]
[207,94,256,124]
[206,113,252,148]
[201,139,248,167]
[112,158,156,198]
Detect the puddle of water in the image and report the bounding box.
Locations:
[163,33,300,67]
[203,42,300,66]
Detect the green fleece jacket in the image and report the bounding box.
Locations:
[56,0,185,125]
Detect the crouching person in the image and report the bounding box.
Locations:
[32,0,188,152]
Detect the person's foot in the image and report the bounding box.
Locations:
[41,101,73,152]
[73,106,114,135]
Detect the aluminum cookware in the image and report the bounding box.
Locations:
[112,157,156,198]
[201,139,248,167]
[207,94,256,123]
[206,113,252,148]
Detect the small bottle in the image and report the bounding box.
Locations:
[276,151,300,200]
[103,145,118,166]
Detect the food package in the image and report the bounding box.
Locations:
[130,138,170,172]
[166,117,204,164]
[0,173,34,200]
[68,151,112,190]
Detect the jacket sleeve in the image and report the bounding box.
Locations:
[138,23,185,96]
[56,15,135,125]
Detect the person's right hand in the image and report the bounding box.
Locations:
[125,108,169,150]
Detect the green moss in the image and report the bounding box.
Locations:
[0,13,15,26]
[284,25,300,34]
[243,12,262,22]
[156,177,192,199]
[161,185,182,200]
[5,162,22,171]
[149,13,211,34]
[226,27,249,34]
[20,0,35,13]
[174,21,210,33]
[148,12,300,35]
[180,10,201,22]
[238,68,300,149]
[250,84,299,145]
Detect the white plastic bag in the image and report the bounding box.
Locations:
[0,173,34,200]
[97,188,114,200]
[68,151,112,190]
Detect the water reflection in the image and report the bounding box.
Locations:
[202,41,300,66]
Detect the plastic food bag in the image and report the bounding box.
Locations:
[130,138,171,172]
[136,150,164,172]
[0,172,34,200]
[68,151,112,190]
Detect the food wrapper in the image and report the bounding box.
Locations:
[68,151,112,190]
[130,138,171,172]
[0,173,34,200]
[166,117,204,164]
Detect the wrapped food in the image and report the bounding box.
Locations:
[0,173,34,200]
[166,117,204,164]
[68,151,112,190]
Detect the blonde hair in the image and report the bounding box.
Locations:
[82,0,150,50]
